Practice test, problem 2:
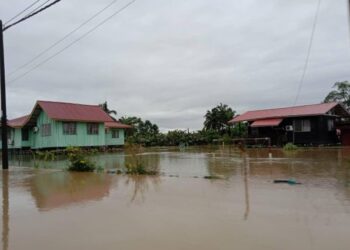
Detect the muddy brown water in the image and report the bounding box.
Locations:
[1,146,350,250]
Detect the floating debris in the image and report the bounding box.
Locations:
[273,179,301,185]
[203,175,222,180]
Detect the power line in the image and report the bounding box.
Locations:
[7,0,120,77]
[294,0,321,105]
[348,0,350,44]
[3,0,42,26]
[8,0,137,84]
[3,0,62,32]
[25,0,52,18]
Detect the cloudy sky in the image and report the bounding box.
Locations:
[1,0,350,131]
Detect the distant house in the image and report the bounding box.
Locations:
[229,102,350,146]
[0,100,131,149]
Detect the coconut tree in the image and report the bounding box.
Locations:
[203,103,235,135]
[99,101,117,119]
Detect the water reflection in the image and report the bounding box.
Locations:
[25,172,113,211]
[2,147,350,250]
[125,175,161,203]
[243,156,250,220]
[2,170,9,250]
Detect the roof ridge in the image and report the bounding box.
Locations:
[244,102,338,113]
[37,100,100,107]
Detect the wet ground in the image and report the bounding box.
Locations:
[1,146,350,250]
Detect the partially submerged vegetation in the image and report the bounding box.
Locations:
[283,143,298,151]
[66,146,96,172]
[124,144,159,175]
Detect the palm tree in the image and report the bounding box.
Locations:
[99,101,117,119]
[204,103,235,135]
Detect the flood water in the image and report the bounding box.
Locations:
[1,146,350,250]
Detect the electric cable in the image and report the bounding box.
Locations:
[8,0,137,84]
[7,0,120,77]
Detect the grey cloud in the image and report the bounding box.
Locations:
[1,0,349,131]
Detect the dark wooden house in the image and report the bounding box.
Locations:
[229,102,350,146]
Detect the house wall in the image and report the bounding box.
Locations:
[105,129,125,146]
[248,115,338,146]
[1,110,127,150]
[31,111,106,149]
[284,116,338,145]
[0,128,21,149]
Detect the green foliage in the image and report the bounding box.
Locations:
[32,150,56,169]
[119,104,246,147]
[222,134,232,144]
[124,144,158,175]
[66,147,96,172]
[120,116,159,146]
[324,81,350,109]
[283,143,298,151]
[231,122,248,137]
[35,150,56,161]
[204,103,235,135]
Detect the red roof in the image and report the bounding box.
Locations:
[105,121,132,129]
[251,118,283,127]
[8,115,30,128]
[36,101,114,122]
[230,102,345,123]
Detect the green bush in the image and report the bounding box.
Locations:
[283,143,298,151]
[66,147,95,172]
[124,144,158,175]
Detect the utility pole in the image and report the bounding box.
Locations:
[0,20,9,170]
[0,0,62,170]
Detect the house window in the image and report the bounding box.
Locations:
[41,124,51,136]
[87,123,99,135]
[328,119,335,131]
[294,119,311,132]
[251,127,259,137]
[63,122,77,135]
[112,129,119,138]
[22,128,29,141]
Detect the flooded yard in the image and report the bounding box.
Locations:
[2,146,350,250]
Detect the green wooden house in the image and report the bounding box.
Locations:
[1,100,131,149]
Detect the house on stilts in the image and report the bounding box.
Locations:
[229,102,350,146]
[0,100,132,150]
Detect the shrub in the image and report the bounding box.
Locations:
[124,144,158,175]
[66,147,95,172]
[283,143,298,151]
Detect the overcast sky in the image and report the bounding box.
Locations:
[1,0,350,131]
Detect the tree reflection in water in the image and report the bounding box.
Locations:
[125,175,161,203]
[123,150,161,203]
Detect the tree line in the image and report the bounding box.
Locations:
[97,103,244,147]
[100,80,350,147]
[117,103,247,146]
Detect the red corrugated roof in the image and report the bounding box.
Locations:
[251,118,283,127]
[8,115,30,128]
[36,100,114,122]
[230,102,343,123]
[105,121,132,129]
